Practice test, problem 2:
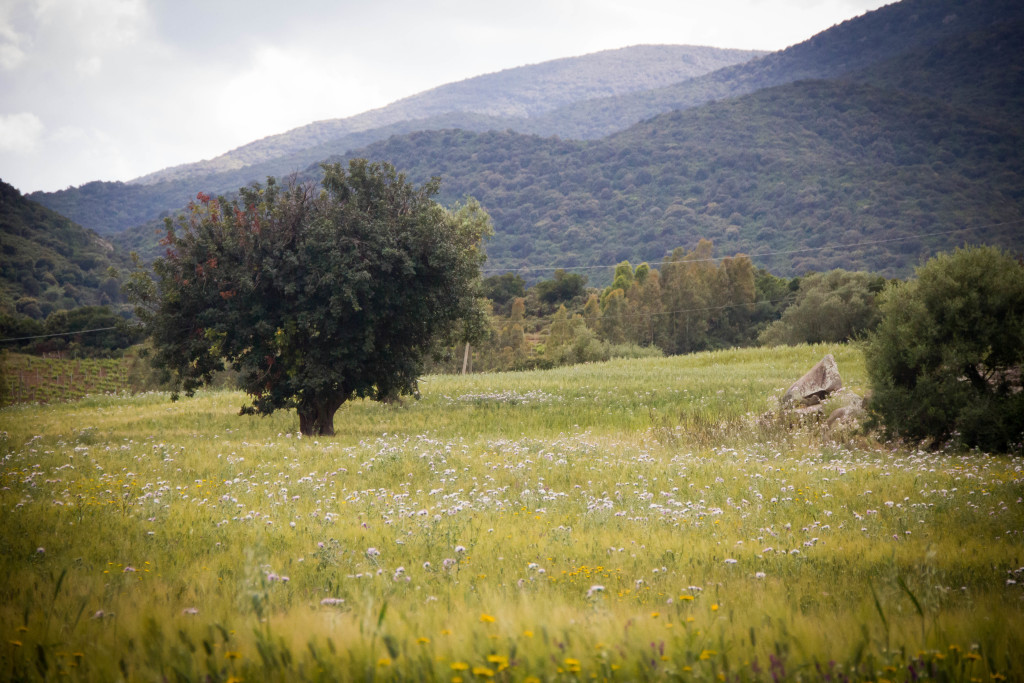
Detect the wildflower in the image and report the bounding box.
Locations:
[450,662,470,671]
[182,607,199,615]
[711,603,719,611]
[479,613,496,623]
[417,637,430,644]
[377,657,391,667]
[366,547,380,557]
[700,649,717,660]
[587,584,605,598]
[724,558,738,564]
[472,665,495,677]
[320,598,345,606]
[225,651,242,660]
[455,545,466,553]
[755,572,767,579]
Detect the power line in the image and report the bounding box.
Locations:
[481,220,1024,275]
[0,326,121,344]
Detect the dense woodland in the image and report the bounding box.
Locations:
[0,180,132,320]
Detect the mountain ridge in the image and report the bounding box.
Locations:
[129,44,764,186]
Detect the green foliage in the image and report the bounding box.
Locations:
[0,180,133,320]
[865,246,1024,451]
[759,269,887,346]
[481,272,525,312]
[133,160,491,435]
[532,269,587,306]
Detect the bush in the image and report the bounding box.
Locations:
[759,269,885,346]
[864,246,1024,451]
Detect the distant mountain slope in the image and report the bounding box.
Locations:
[339,79,1022,279]
[0,180,132,319]
[30,0,1023,239]
[130,45,763,186]
[522,0,1024,139]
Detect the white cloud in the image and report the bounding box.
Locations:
[0,42,26,69]
[0,111,43,154]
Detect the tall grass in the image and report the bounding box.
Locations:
[1,343,1021,681]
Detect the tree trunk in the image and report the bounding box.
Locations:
[297,396,345,436]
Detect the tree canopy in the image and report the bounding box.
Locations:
[865,246,1024,451]
[129,160,491,435]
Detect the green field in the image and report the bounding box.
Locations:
[1,343,1021,682]
[1,353,131,405]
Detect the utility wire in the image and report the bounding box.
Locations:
[0,326,121,343]
[5,219,1019,344]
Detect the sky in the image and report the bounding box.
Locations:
[1,0,891,194]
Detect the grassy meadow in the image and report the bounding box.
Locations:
[1,343,1021,681]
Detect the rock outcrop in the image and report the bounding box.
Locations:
[782,354,843,406]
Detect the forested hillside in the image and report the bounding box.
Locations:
[28,45,761,236]
[328,78,1024,278]
[0,180,132,320]
[22,0,1024,282]
[523,0,1024,139]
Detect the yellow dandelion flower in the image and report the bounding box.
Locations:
[524,677,541,683]
[225,651,242,660]
[9,640,23,647]
[711,603,719,611]
[650,611,660,618]
[472,665,495,677]
[377,657,391,667]
[965,653,982,661]
[699,649,717,660]
[486,654,508,666]
[479,613,496,623]
[418,637,431,644]
[451,662,470,671]
[522,630,534,638]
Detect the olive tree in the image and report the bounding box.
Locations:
[865,246,1024,451]
[129,159,491,436]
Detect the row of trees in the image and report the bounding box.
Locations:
[467,241,890,372]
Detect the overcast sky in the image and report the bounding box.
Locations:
[1,0,891,194]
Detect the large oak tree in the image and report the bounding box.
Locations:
[129,159,491,435]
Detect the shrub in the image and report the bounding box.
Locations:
[864,246,1024,451]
